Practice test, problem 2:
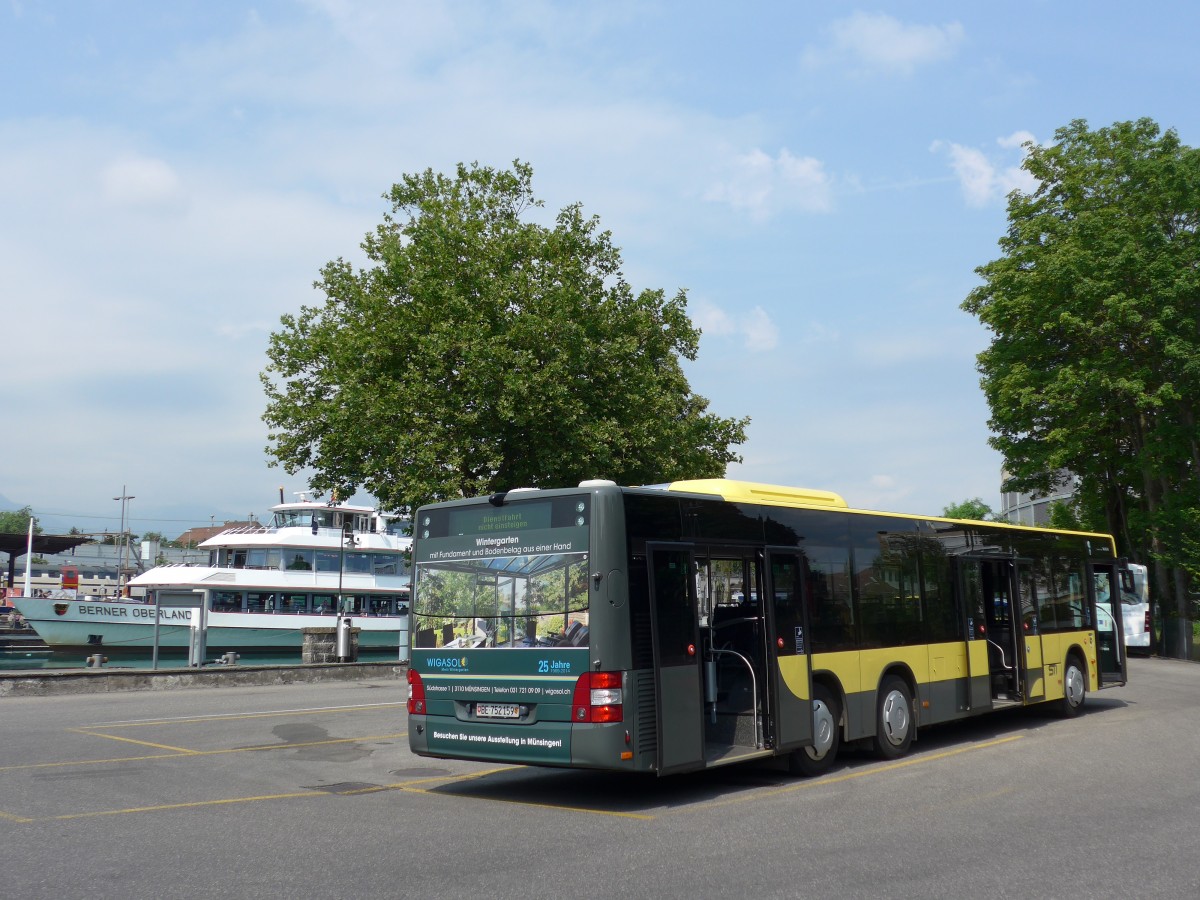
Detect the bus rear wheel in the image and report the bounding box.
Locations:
[1059,654,1087,718]
[789,685,840,777]
[873,675,914,759]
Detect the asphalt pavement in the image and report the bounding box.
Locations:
[1,657,1197,899]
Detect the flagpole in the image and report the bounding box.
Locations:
[22,515,33,597]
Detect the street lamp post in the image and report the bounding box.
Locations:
[337,521,357,661]
[338,522,356,614]
[113,486,135,597]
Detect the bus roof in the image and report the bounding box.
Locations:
[656,479,848,509]
[417,478,1114,545]
[642,478,1112,543]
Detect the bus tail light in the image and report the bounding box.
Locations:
[407,667,426,715]
[572,671,623,723]
[1144,611,1151,634]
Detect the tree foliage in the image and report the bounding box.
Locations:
[942,498,994,521]
[963,118,1200,655]
[0,507,40,534]
[262,161,749,516]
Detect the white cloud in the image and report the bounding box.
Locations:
[742,306,780,351]
[931,132,1038,207]
[692,298,779,351]
[805,12,965,74]
[691,297,736,337]
[997,130,1036,150]
[705,148,832,221]
[101,156,187,212]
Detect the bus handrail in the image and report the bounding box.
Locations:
[986,639,1012,671]
[707,646,762,749]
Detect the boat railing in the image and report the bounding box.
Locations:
[219,524,273,536]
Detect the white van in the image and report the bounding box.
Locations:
[1121,563,1152,655]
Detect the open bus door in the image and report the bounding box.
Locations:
[1090,562,1128,686]
[764,549,812,752]
[956,559,994,711]
[646,544,705,774]
[1014,561,1045,701]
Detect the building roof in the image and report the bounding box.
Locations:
[174,523,248,546]
[1,532,94,587]
[0,532,93,557]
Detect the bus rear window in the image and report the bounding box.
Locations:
[412,553,589,649]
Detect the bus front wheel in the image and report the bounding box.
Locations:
[1059,654,1086,718]
[873,675,914,759]
[789,685,840,777]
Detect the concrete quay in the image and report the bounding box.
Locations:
[0,659,407,698]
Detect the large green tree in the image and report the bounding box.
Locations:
[263,161,749,516]
[964,119,1200,657]
[942,498,995,521]
[0,507,39,534]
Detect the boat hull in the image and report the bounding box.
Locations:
[10,597,408,656]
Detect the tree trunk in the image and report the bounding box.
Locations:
[1169,566,1194,661]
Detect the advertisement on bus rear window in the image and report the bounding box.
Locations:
[410,496,593,651]
[413,526,588,565]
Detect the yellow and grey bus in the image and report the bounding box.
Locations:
[407,479,1128,776]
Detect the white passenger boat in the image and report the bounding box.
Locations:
[11,494,410,657]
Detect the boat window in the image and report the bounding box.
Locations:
[312,594,336,615]
[246,592,272,612]
[246,548,268,568]
[212,591,242,612]
[315,550,340,572]
[373,555,398,576]
[344,552,371,574]
[266,548,282,569]
[279,593,308,613]
[286,550,313,571]
[366,596,391,615]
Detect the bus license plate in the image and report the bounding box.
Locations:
[476,703,519,719]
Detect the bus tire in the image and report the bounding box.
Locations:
[1059,653,1087,718]
[873,675,914,759]
[789,684,840,777]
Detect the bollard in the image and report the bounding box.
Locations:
[336,616,353,661]
[86,654,108,667]
[221,651,240,666]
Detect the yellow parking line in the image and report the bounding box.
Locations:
[0,733,408,772]
[72,729,199,754]
[41,791,324,821]
[0,751,192,772]
[398,766,656,820]
[663,735,1026,816]
[16,768,516,823]
[86,702,407,729]
[401,784,657,820]
[396,736,1025,821]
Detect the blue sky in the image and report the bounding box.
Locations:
[2,1,1196,538]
